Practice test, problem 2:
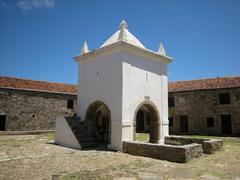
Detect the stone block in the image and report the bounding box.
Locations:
[122,141,203,163]
[165,136,223,155]
[203,139,223,154]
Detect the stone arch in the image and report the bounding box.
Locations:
[85,101,111,144]
[133,101,160,143]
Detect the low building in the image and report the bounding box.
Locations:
[0,76,239,137]
[168,77,240,136]
[0,77,77,131]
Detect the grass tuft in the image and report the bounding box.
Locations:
[135,133,149,142]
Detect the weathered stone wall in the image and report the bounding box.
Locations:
[169,87,240,136]
[1,84,239,136]
[0,88,77,131]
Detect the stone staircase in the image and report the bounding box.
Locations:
[66,117,100,149]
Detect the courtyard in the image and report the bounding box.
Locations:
[0,133,239,179]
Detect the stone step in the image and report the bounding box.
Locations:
[80,142,100,149]
[66,116,95,144]
[72,129,88,134]
[67,122,88,131]
[74,133,89,138]
[78,137,95,143]
[66,117,108,150]
[69,125,85,130]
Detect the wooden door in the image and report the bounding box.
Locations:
[0,115,6,131]
[221,115,232,135]
[180,116,188,133]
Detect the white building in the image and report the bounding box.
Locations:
[55,20,172,151]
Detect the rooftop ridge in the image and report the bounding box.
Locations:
[0,76,76,86]
[0,76,240,94]
[0,76,77,94]
[168,76,240,92]
[169,76,240,83]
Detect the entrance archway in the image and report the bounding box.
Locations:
[85,101,111,144]
[134,101,160,143]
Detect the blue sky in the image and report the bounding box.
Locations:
[0,0,240,84]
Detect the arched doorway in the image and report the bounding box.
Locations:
[134,102,159,143]
[136,108,150,133]
[85,101,111,144]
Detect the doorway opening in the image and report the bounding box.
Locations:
[221,114,232,135]
[0,115,6,131]
[86,101,111,144]
[134,102,159,143]
[180,115,188,134]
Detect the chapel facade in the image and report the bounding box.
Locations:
[55,20,172,150]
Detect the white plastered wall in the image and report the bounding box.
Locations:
[76,50,123,150]
[121,51,169,144]
[55,116,81,149]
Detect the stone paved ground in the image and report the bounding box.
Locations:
[0,134,240,180]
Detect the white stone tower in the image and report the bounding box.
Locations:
[73,20,172,150]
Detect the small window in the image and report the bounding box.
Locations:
[168,97,175,107]
[206,117,214,127]
[169,117,173,127]
[67,99,74,109]
[219,93,230,104]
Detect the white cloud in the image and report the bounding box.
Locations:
[17,0,55,13]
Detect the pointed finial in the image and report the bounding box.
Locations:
[158,42,166,56]
[118,20,128,41]
[119,19,128,30]
[81,41,89,55]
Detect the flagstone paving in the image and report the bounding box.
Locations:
[0,134,239,180]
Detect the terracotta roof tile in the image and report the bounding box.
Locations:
[0,76,240,94]
[0,76,77,94]
[169,77,240,92]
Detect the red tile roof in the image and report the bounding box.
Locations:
[0,76,77,94]
[0,76,239,94]
[168,77,240,92]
